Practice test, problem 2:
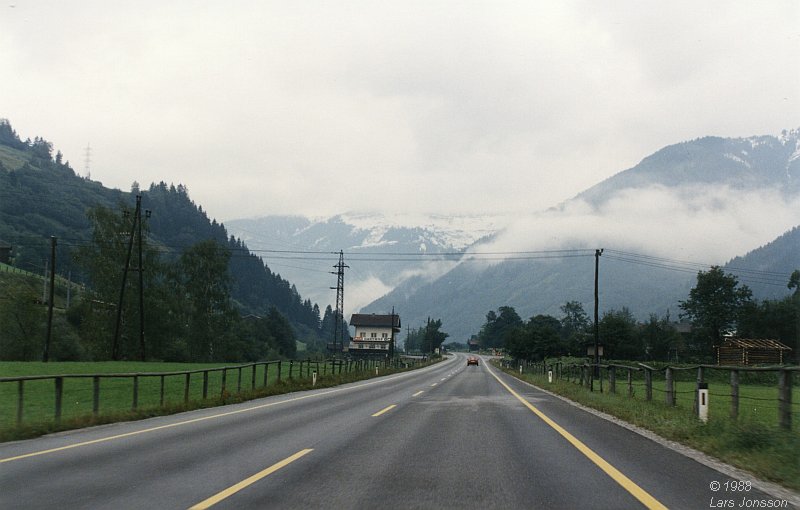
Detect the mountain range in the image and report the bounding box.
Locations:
[5,116,796,348]
[229,130,800,343]
[225,212,507,311]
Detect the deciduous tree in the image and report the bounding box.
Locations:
[680,266,752,354]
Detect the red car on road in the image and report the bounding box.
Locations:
[467,356,479,366]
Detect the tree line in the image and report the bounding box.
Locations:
[403,317,449,354]
[0,201,347,362]
[477,266,799,363]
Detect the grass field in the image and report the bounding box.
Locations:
[601,377,800,428]
[549,361,799,427]
[503,364,800,491]
[0,359,388,440]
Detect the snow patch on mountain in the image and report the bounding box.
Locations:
[338,211,510,250]
[724,153,751,168]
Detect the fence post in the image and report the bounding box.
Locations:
[277,361,282,382]
[17,380,24,425]
[132,375,139,410]
[221,369,227,398]
[160,375,165,407]
[203,371,209,399]
[609,366,616,394]
[237,367,242,393]
[645,368,652,401]
[627,369,633,398]
[54,377,63,425]
[264,363,269,387]
[598,366,603,393]
[730,369,739,420]
[184,373,190,404]
[665,367,675,406]
[289,360,294,380]
[251,363,256,390]
[778,369,792,431]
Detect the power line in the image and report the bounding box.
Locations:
[606,249,791,277]
[8,234,795,285]
[603,250,794,287]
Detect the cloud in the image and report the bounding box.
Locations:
[346,275,394,314]
[1,2,798,221]
[476,185,800,264]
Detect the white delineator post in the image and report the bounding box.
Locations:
[698,382,709,423]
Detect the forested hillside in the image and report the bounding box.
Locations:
[0,119,334,361]
[724,226,800,298]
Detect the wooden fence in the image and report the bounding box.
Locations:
[501,359,798,431]
[1,357,410,428]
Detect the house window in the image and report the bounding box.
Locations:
[382,333,388,338]
[371,333,377,338]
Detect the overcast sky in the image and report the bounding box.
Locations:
[1,1,798,222]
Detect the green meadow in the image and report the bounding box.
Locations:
[0,359,393,440]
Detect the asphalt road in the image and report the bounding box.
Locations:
[0,353,792,509]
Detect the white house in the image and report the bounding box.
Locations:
[349,313,401,357]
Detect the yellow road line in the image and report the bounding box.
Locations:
[188,449,313,509]
[372,404,396,417]
[486,365,668,510]
[412,391,424,397]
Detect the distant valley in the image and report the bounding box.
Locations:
[225,212,507,312]
[229,130,800,342]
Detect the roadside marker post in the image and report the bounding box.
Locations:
[698,382,709,423]
[312,371,317,387]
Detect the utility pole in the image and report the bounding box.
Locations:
[136,203,151,361]
[389,306,396,359]
[42,258,48,303]
[112,195,142,361]
[83,143,92,179]
[43,236,56,362]
[593,248,603,377]
[329,250,348,356]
